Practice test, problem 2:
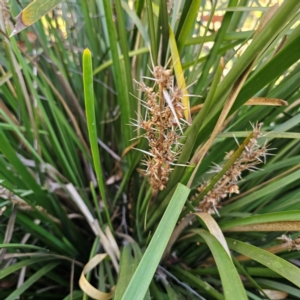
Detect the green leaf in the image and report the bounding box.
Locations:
[121,2,150,44]
[192,229,248,300]
[0,243,47,251]
[232,26,300,112]
[175,0,201,54]
[217,131,300,139]
[221,168,300,213]
[169,25,191,122]
[195,0,238,94]
[83,48,112,230]
[145,0,157,65]
[204,1,300,124]
[4,262,59,300]
[255,279,300,299]
[114,242,150,300]
[114,0,134,98]
[101,0,134,160]
[163,282,179,300]
[62,291,83,300]
[122,183,190,300]
[171,266,225,300]
[157,0,169,64]
[93,47,149,76]
[221,210,300,230]
[11,0,63,36]
[0,257,53,279]
[0,129,51,211]
[17,214,77,256]
[227,238,300,288]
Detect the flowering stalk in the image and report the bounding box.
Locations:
[194,123,270,214]
[136,65,186,192]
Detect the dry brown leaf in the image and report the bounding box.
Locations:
[195,212,231,257]
[121,140,140,158]
[223,221,300,232]
[191,97,287,114]
[246,97,288,106]
[79,254,115,300]
[260,289,288,300]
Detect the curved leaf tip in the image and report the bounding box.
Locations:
[83,48,91,56]
[10,13,26,37]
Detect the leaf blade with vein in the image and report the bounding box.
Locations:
[11,0,63,37]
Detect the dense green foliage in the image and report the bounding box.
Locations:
[1,0,300,299]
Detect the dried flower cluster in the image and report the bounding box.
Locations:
[195,123,269,214]
[136,65,186,191]
[278,234,300,251]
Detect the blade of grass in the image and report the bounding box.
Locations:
[63,291,83,300]
[83,48,112,231]
[114,242,150,300]
[121,2,150,44]
[185,31,253,46]
[0,129,51,209]
[17,212,77,256]
[102,0,134,161]
[93,47,149,75]
[169,26,191,122]
[4,261,60,300]
[192,229,248,300]
[195,212,230,257]
[145,0,157,65]
[221,167,300,213]
[122,183,190,300]
[195,0,238,94]
[0,244,47,252]
[231,27,300,113]
[205,1,300,126]
[0,257,53,279]
[157,0,169,64]
[114,0,134,96]
[171,266,225,300]
[255,279,300,299]
[175,0,201,54]
[221,210,300,231]
[227,238,300,288]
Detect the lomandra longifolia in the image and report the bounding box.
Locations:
[194,123,270,214]
[135,65,187,192]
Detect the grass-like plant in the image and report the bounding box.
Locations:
[1,0,300,299]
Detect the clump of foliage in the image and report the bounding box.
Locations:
[1,0,300,299]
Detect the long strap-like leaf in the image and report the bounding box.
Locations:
[11,0,62,36]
